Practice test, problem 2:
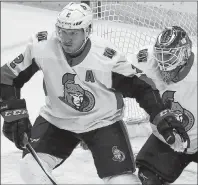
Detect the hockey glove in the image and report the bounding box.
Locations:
[153,109,190,152]
[0,99,32,150]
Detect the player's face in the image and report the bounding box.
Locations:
[70,93,83,107]
[58,28,85,54]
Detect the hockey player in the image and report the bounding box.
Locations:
[129,26,197,184]
[0,3,187,184]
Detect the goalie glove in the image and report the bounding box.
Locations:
[0,99,32,150]
[153,109,190,152]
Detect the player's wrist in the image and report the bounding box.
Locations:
[152,109,174,126]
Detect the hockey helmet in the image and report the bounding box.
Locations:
[55,2,93,42]
[153,26,192,71]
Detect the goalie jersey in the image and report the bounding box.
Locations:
[1,32,154,133]
[128,46,197,154]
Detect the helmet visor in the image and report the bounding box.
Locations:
[154,47,182,71]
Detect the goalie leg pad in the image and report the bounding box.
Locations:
[136,134,190,183]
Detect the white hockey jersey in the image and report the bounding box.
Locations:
[1,32,141,133]
[128,46,197,154]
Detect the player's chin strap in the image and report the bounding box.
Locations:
[71,27,91,55]
[65,35,89,57]
[73,38,87,55]
[22,133,58,185]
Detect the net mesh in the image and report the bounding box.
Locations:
[90,1,197,123]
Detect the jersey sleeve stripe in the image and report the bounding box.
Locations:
[1,64,17,85]
[12,58,39,88]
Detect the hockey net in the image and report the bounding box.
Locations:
[89,1,197,124]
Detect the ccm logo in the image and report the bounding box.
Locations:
[5,109,28,116]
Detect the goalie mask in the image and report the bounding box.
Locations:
[55,2,93,54]
[153,26,192,83]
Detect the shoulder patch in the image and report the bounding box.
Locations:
[137,49,148,63]
[36,31,48,42]
[103,47,116,59]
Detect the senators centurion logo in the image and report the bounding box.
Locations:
[58,73,95,112]
[162,91,195,131]
[112,146,125,162]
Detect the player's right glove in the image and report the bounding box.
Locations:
[0,99,32,150]
[153,109,190,152]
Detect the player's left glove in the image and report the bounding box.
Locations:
[153,109,190,152]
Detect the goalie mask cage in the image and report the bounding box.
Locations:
[83,1,197,124]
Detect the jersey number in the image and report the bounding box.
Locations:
[10,54,24,69]
[66,12,71,18]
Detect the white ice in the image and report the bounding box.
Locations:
[1,2,197,184]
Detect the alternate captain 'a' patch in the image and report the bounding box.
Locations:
[103,47,117,59]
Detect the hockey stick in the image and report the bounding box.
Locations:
[22,133,58,185]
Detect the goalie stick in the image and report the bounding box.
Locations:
[22,133,58,185]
